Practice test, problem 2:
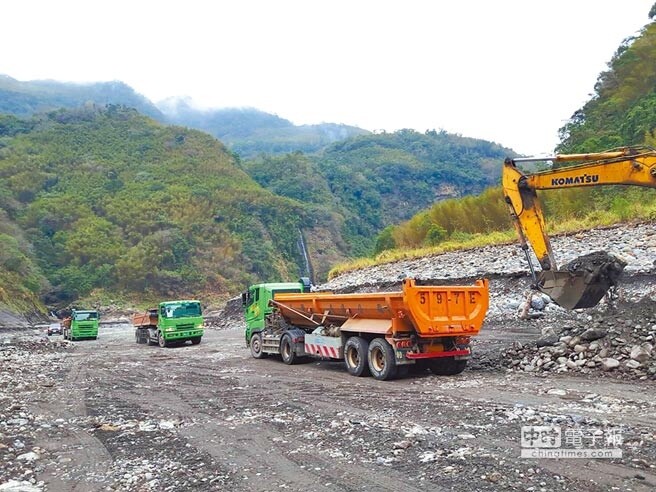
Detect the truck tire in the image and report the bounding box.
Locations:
[191,337,201,345]
[344,336,370,377]
[280,334,297,365]
[158,331,168,348]
[368,338,397,381]
[429,357,467,376]
[250,332,266,359]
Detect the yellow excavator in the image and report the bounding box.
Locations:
[502,146,656,309]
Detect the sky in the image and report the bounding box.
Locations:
[1,1,654,155]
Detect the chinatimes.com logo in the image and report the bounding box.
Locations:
[520,425,623,459]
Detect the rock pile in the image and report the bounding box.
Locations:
[502,299,656,379]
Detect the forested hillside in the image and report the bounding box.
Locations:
[373,10,656,256]
[241,130,511,258]
[0,75,163,120]
[557,16,656,153]
[0,106,332,307]
[0,75,525,312]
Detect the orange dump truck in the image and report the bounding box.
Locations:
[242,278,489,380]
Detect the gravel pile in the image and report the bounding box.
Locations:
[321,222,656,295]
[0,338,74,490]
[502,298,656,379]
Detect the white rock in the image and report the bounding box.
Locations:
[601,358,620,371]
[546,389,567,396]
[0,480,42,492]
[16,452,39,462]
[630,343,652,363]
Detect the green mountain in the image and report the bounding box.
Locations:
[242,130,512,258]
[0,106,332,308]
[0,75,163,120]
[157,99,369,158]
[0,76,518,312]
[558,15,656,152]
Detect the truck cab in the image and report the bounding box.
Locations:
[157,300,204,346]
[62,309,99,341]
[134,300,204,347]
[242,278,311,344]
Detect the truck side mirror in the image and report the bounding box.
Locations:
[241,292,249,307]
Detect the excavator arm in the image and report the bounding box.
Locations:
[502,146,656,309]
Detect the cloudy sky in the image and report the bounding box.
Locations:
[2,1,653,155]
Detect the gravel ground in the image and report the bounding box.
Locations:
[1,222,655,491]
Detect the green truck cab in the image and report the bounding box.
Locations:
[61,309,99,341]
[242,278,311,346]
[133,300,204,347]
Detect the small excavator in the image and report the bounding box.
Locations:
[502,146,656,309]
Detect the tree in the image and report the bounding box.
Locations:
[374,226,396,254]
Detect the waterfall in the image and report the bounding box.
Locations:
[297,229,313,282]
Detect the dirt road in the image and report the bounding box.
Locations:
[1,319,655,492]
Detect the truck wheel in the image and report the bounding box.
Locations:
[250,332,266,359]
[368,338,397,381]
[344,337,370,377]
[280,335,297,365]
[158,332,168,348]
[429,357,467,376]
[191,337,201,345]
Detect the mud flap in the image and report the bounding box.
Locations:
[537,251,626,310]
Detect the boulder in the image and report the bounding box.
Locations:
[601,358,620,371]
[580,328,607,342]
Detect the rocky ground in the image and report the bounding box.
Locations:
[1,222,655,491]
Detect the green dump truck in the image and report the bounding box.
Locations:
[61,309,99,341]
[133,300,204,347]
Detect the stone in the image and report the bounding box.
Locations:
[16,452,39,462]
[546,389,567,396]
[601,358,620,371]
[536,335,558,348]
[580,328,607,342]
[531,297,546,311]
[630,343,652,363]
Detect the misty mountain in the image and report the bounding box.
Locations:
[0,76,369,159]
[157,97,369,158]
[0,75,163,119]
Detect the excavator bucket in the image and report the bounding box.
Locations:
[536,251,627,310]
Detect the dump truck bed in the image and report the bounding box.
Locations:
[132,310,158,328]
[273,278,488,338]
